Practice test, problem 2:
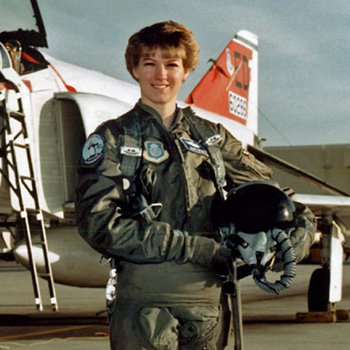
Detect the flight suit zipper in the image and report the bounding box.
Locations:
[150,115,192,215]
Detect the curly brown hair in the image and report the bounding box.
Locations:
[125,21,199,80]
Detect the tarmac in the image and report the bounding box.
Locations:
[0,259,350,350]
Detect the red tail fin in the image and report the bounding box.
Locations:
[186,30,258,133]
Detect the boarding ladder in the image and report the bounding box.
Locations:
[0,76,58,311]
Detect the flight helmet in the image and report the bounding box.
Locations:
[224,181,296,233]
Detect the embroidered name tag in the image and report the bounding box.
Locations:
[180,137,208,155]
[121,146,142,157]
[143,141,169,163]
[82,134,104,165]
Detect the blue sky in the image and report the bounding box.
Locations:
[37,0,350,146]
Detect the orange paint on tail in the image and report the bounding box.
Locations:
[186,36,255,126]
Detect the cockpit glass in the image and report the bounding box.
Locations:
[0,0,47,48]
[0,42,11,69]
[0,0,37,33]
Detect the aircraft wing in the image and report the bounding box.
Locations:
[247,145,350,197]
[293,194,350,214]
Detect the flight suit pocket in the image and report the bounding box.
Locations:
[175,306,220,349]
[138,307,179,350]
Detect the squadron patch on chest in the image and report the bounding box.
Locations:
[82,134,104,165]
[143,141,169,163]
[180,137,208,156]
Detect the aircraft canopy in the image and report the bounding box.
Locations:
[0,0,47,48]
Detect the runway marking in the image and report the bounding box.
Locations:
[0,325,95,341]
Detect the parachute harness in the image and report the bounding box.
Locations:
[235,228,297,294]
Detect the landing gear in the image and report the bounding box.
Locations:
[308,267,330,312]
[307,214,343,314]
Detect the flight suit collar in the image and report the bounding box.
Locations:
[135,100,187,131]
[136,99,163,123]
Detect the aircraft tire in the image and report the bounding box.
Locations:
[307,267,330,312]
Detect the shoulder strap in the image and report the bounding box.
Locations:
[182,107,227,199]
[118,109,162,222]
[118,109,142,193]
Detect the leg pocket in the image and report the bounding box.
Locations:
[138,307,179,350]
[174,306,220,349]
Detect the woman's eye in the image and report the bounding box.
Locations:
[168,63,179,67]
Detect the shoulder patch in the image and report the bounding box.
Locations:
[180,137,208,156]
[82,134,104,165]
[143,141,169,163]
[205,134,222,146]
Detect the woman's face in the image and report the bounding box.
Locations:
[132,46,189,111]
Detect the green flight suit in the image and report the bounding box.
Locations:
[75,101,314,349]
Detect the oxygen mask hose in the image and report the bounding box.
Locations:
[236,228,297,294]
